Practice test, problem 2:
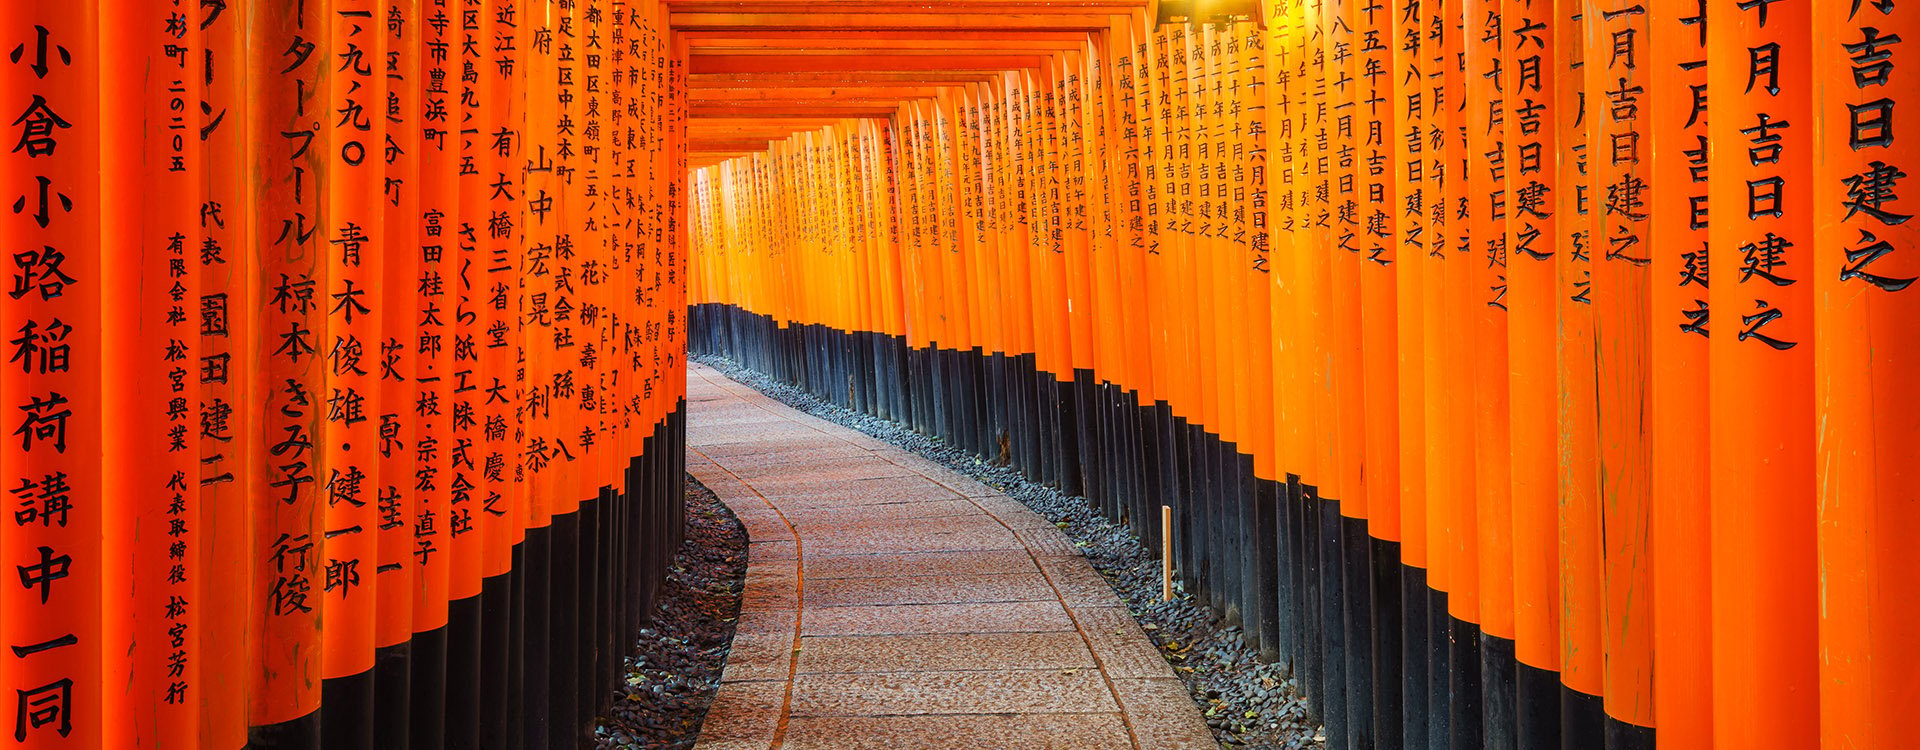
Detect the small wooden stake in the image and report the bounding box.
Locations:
[1162,505,1173,601]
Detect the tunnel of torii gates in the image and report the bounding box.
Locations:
[0,0,1913,747]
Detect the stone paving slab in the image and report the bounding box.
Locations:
[799,600,1077,638]
[688,363,1217,750]
[779,714,1135,750]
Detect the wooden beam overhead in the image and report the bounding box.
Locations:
[669,4,1137,170]
[679,29,1093,42]
[691,105,909,119]
[687,86,955,101]
[689,54,1047,74]
[688,72,1001,86]
[684,39,1087,53]
[669,12,1121,32]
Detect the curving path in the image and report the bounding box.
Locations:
[686,363,1218,750]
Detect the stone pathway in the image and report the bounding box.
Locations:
[686,363,1219,750]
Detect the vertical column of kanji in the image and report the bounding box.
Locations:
[936,96,975,412]
[550,0,581,523]
[923,101,950,379]
[577,0,602,507]
[607,5,637,700]
[197,0,252,743]
[979,90,1003,442]
[1263,3,1304,675]
[1224,23,1250,478]
[1585,3,1653,744]
[1429,2,1476,744]
[1,3,98,746]
[647,0,667,468]
[989,84,1016,410]
[1706,0,1816,745]
[1013,81,1036,385]
[613,0,635,725]
[1290,0,1330,489]
[956,91,989,391]
[1500,0,1563,739]
[1169,25,1198,487]
[1551,3,1606,737]
[1393,0,1432,631]
[1815,0,1917,745]
[976,90,1008,423]
[1460,0,1504,742]
[1351,0,1395,735]
[1242,19,1277,498]
[574,0,604,504]
[1425,0,1464,659]
[1276,3,1309,667]
[893,109,925,370]
[1309,3,1349,736]
[1011,73,1042,421]
[858,122,881,362]
[1213,25,1238,467]
[480,0,521,594]
[1188,26,1217,472]
[1197,27,1229,486]
[519,7,556,671]
[864,119,883,352]
[112,0,206,741]
[1086,32,1125,417]
[1264,3,1301,487]
[1117,16,1159,443]
[1326,0,1367,514]
[858,123,876,350]
[322,0,389,736]
[872,120,907,379]
[1229,21,1273,658]
[1645,1,1710,745]
[614,0,642,488]
[613,0,634,464]
[669,6,688,418]
[1356,0,1401,559]
[587,3,620,735]
[248,0,327,737]
[1167,25,1207,586]
[1135,19,1171,448]
[444,0,490,740]
[410,2,457,742]
[986,78,1014,413]
[1216,26,1247,497]
[1146,26,1180,438]
[1392,0,1434,742]
[1063,51,1097,484]
[375,0,420,738]
[1202,26,1235,610]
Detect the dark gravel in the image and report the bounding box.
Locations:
[693,354,1323,750]
[595,473,748,750]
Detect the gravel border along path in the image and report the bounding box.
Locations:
[693,354,1323,750]
[596,473,749,750]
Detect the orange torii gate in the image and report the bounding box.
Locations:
[686,2,1920,749]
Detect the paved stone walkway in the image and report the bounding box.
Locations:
[686,363,1218,750]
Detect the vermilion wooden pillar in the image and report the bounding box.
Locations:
[1812,1,1919,747]
[248,0,327,738]
[1647,2,1713,747]
[2,2,104,748]
[1706,0,1818,747]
